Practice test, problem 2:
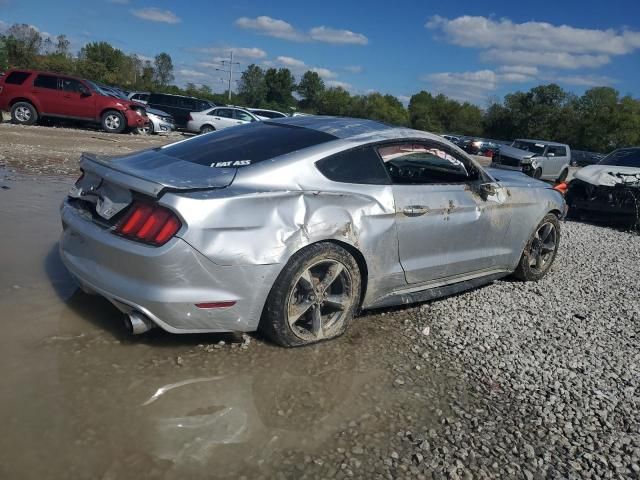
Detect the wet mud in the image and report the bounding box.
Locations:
[0,170,468,479]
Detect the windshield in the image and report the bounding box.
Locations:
[511,141,546,155]
[86,81,128,100]
[598,148,640,168]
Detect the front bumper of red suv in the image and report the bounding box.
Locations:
[124,109,149,128]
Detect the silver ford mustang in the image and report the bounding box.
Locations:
[60,116,566,346]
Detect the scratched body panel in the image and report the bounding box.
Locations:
[59,116,566,334]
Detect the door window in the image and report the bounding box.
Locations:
[234,110,255,122]
[61,78,87,94]
[377,143,477,184]
[213,108,234,118]
[547,146,567,156]
[33,74,59,89]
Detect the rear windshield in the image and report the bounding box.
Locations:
[599,148,640,168]
[5,71,31,85]
[160,122,337,167]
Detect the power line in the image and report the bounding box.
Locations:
[214,51,240,102]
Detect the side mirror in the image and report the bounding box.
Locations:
[479,182,499,197]
[546,152,555,157]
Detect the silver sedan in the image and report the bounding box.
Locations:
[59,116,565,346]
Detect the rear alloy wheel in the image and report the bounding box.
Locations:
[513,213,560,281]
[11,102,38,126]
[532,168,542,179]
[261,243,361,347]
[101,110,126,134]
[200,124,215,134]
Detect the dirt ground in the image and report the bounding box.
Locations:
[0,119,180,176]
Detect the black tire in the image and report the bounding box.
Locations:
[532,168,542,179]
[556,168,568,183]
[11,102,38,125]
[136,120,154,135]
[101,110,126,134]
[200,124,215,134]
[512,213,561,281]
[260,242,362,347]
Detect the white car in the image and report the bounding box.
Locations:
[186,107,260,134]
[247,108,288,120]
[138,108,175,135]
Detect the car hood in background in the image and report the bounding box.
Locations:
[498,145,536,160]
[80,150,237,197]
[486,167,547,188]
[574,165,640,187]
[146,108,171,118]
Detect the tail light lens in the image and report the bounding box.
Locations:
[188,114,193,121]
[114,201,181,246]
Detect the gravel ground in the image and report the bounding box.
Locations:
[270,221,640,480]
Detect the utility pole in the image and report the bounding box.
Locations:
[215,51,240,103]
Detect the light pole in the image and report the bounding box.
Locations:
[215,51,240,103]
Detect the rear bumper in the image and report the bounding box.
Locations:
[59,200,280,333]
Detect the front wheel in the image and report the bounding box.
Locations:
[556,168,568,183]
[512,213,561,281]
[101,110,126,134]
[532,168,542,179]
[260,243,361,347]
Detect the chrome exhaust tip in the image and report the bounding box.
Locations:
[124,311,156,335]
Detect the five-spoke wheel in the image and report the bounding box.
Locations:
[513,213,560,281]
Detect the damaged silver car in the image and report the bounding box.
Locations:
[59,117,565,346]
[566,147,640,226]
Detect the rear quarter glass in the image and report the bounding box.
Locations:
[5,71,32,85]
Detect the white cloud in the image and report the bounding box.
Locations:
[309,26,368,45]
[235,16,305,41]
[268,56,338,79]
[397,95,411,105]
[344,65,363,74]
[197,46,267,60]
[235,15,368,46]
[131,8,181,24]
[482,49,610,69]
[427,15,640,70]
[553,74,616,87]
[0,19,8,33]
[178,69,208,78]
[326,80,353,90]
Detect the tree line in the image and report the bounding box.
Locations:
[1,23,639,153]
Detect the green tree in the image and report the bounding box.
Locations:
[351,93,409,126]
[0,36,8,71]
[297,70,325,111]
[55,35,71,56]
[79,41,126,83]
[317,87,353,116]
[237,64,266,107]
[154,52,174,86]
[5,24,43,68]
[264,68,296,108]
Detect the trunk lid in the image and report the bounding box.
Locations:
[69,149,236,221]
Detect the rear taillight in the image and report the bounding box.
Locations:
[188,114,193,121]
[114,201,181,246]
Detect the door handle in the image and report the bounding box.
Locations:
[402,205,429,216]
[63,94,71,98]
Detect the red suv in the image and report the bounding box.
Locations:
[0,69,148,133]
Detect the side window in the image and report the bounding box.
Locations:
[5,71,31,85]
[215,108,233,118]
[178,97,196,110]
[378,142,476,185]
[197,101,210,111]
[316,146,391,185]
[234,110,255,122]
[548,146,567,156]
[61,78,86,93]
[33,74,59,90]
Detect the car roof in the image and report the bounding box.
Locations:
[266,115,400,139]
[515,139,568,146]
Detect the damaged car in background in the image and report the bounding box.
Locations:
[566,147,640,227]
[492,139,571,182]
[59,117,565,347]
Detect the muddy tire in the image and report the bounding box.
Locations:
[556,168,568,183]
[512,213,561,281]
[532,168,542,179]
[11,102,38,126]
[260,243,361,347]
[200,124,215,134]
[101,110,126,134]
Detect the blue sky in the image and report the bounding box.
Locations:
[1,0,640,105]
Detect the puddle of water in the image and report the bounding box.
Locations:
[0,170,464,479]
